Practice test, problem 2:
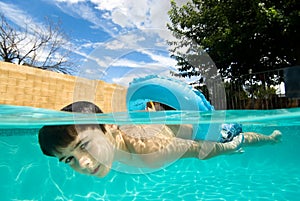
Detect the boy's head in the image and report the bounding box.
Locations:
[38,101,113,177]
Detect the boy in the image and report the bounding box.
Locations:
[38,101,281,178]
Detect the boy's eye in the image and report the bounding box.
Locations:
[65,156,74,164]
[80,141,89,150]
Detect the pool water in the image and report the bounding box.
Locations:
[0,105,300,201]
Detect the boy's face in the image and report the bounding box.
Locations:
[55,126,114,177]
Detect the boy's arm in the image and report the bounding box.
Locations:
[120,124,243,168]
[122,133,243,168]
[122,133,200,168]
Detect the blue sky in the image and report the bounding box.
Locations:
[0,0,188,85]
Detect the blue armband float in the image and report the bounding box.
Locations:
[126,75,242,142]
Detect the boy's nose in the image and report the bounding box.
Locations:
[78,156,92,169]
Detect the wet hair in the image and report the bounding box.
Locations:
[38,101,106,157]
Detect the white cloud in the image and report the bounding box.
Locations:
[90,0,189,40]
[53,1,117,36]
[2,0,189,80]
[105,34,147,50]
[52,0,180,49]
[74,27,179,84]
[141,49,177,67]
[0,2,43,33]
[0,2,75,66]
[52,0,185,39]
[92,0,150,28]
[90,0,189,31]
[55,0,86,3]
[110,57,174,71]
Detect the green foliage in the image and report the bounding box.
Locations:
[224,81,248,100]
[254,85,277,99]
[167,0,299,83]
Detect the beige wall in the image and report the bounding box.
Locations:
[0,62,127,112]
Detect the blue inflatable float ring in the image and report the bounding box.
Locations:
[126,75,214,140]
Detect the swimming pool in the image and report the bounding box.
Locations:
[1,105,300,200]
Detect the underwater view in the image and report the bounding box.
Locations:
[0,105,300,201]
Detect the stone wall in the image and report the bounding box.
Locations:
[0,62,127,112]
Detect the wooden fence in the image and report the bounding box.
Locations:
[0,62,127,112]
[224,67,300,109]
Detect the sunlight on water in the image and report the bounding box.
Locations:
[0,105,300,200]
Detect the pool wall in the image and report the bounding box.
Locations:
[0,62,127,112]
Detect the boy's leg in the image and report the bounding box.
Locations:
[243,130,282,147]
[198,134,244,160]
[197,130,281,160]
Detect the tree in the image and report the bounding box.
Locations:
[0,14,74,74]
[167,0,300,85]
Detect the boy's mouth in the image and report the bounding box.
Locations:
[91,165,101,175]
